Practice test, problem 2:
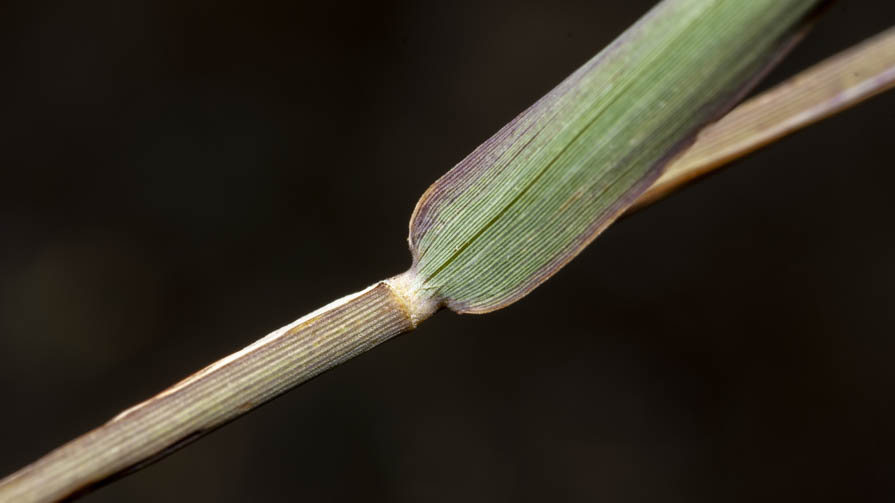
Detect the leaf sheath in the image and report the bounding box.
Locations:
[408,0,821,313]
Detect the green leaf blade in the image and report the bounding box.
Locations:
[409,0,822,313]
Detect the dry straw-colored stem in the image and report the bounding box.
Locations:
[2,24,894,503]
[0,278,428,503]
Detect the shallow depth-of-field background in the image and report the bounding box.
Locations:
[2,1,894,501]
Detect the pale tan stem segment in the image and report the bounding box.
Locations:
[632,26,895,211]
[0,279,423,503]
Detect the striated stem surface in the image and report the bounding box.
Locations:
[0,279,423,503]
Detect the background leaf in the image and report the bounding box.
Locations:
[637,24,895,209]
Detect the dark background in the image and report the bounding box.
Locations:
[2,1,894,501]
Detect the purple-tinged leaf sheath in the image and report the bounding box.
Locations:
[408,0,822,313]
